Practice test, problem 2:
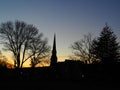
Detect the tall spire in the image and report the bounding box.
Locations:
[53,34,56,53]
[50,34,57,66]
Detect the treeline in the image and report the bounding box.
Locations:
[0,20,120,68]
[70,23,120,64]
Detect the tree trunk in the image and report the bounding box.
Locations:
[17,53,20,68]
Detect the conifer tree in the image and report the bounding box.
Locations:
[91,24,120,63]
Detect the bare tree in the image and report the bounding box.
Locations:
[29,33,50,68]
[0,20,49,68]
[71,33,97,64]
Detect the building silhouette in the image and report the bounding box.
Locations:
[50,34,57,67]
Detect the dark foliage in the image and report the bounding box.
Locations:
[91,24,120,63]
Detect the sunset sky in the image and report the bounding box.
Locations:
[0,0,120,66]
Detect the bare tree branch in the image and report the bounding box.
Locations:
[71,33,96,64]
[0,20,43,68]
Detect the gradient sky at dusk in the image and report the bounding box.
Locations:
[0,0,120,64]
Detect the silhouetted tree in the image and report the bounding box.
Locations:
[71,33,97,64]
[35,59,50,67]
[0,20,50,68]
[0,51,8,68]
[29,33,50,68]
[91,24,120,63]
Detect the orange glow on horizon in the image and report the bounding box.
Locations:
[2,49,69,68]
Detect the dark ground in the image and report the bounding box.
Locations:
[0,63,120,90]
[1,79,120,90]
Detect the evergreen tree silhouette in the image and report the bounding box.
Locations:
[91,24,120,63]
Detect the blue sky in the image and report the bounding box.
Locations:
[0,0,120,62]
